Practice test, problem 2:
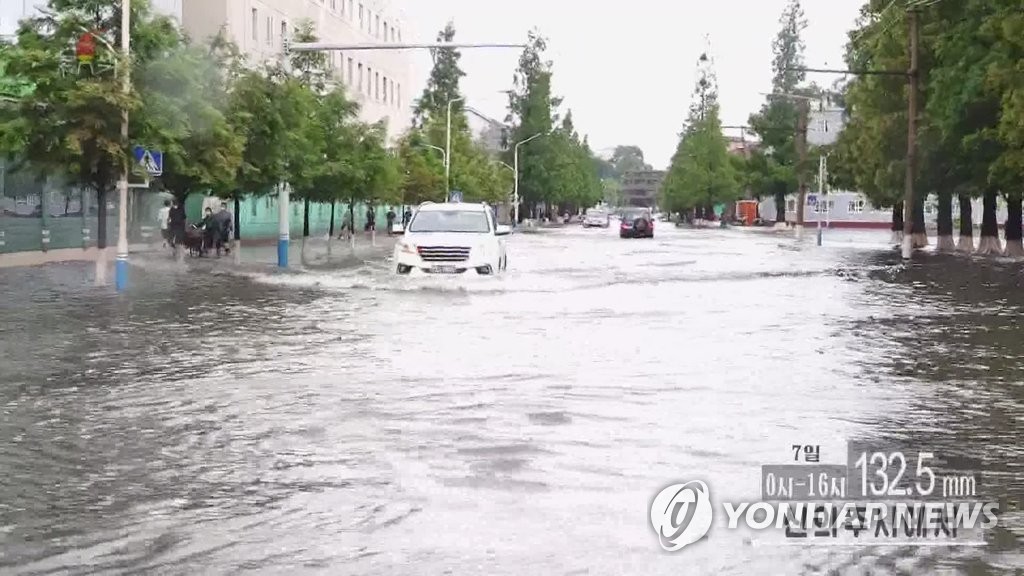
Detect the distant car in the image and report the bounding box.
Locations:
[582,209,610,228]
[393,201,510,275]
[619,208,654,238]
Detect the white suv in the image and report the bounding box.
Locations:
[393,202,511,275]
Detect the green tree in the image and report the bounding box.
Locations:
[410,22,504,203]
[304,86,360,237]
[413,21,464,127]
[397,130,445,205]
[987,1,1024,255]
[284,21,337,239]
[661,51,737,222]
[1,0,181,248]
[609,145,651,176]
[505,30,559,217]
[747,0,807,225]
[503,32,600,216]
[139,38,243,231]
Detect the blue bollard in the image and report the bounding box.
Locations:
[277,235,288,268]
[277,183,289,268]
[115,253,128,291]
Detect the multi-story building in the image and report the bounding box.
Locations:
[181,0,413,143]
[621,170,665,208]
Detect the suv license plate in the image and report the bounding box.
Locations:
[429,265,458,274]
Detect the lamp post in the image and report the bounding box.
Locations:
[513,132,546,225]
[114,0,130,291]
[445,96,464,196]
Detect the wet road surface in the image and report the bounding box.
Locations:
[0,224,1021,575]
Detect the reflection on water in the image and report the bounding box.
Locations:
[0,227,1020,575]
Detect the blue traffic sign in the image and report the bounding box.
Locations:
[132,145,163,176]
[449,190,463,203]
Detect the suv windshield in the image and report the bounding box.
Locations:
[622,210,650,220]
[586,210,606,217]
[409,210,491,233]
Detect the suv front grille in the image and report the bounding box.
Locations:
[417,246,470,262]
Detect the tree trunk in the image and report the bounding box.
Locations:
[96,187,108,249]
[233,195,242,264]
[349,198,356,251]
[889,203,904,246]
[303,197,310,237]
[1004,191,1023,257]
[935,190,954,251]
[328,200,336,237]
[956,193,974,252]
[774,191,786,224]
[911,193,928,248]
[976,189,1001,255]
[233,196,241,240]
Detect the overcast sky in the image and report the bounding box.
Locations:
[396,0,863,169]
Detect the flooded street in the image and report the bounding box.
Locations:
[0,225,1021,575]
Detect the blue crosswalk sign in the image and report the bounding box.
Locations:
[132,145,163,176]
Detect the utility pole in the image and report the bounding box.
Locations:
[901,8,919,260]
[114,0,130,291]
[795,99,809,239]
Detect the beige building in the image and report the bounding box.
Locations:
[181,0,413,142]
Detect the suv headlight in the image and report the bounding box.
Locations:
[397,240,417,254]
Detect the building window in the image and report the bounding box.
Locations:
[382,76,387,101]
[389,79,394,105]
[375,15,380,37]
[383,22,388,41]
[358,63,363,91]
[366,67,372,95]
[266,16,273,45]
[251,8,258,41]
[375,71,379,100]
[359,4,364,28]
[397,83,401,107]
[331,0,336,10]
[281,21,288,46]
[349,0,354,18]
[391,27,396,42]
[397,28,401,42]
[347,58,354,85]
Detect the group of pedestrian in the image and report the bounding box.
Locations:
[157,199,233,257]
[336,205,414,239]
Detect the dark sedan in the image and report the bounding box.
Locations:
[619,208,655,238]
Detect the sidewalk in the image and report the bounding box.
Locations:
[133,233,399,274]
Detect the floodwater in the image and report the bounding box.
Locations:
[0,224,1021,575]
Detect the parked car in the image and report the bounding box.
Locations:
[619,207,655,238]
[393,201,510,275]
[583,209,610,228]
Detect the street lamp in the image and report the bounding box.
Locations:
[513,132,548,225]
[420,143,446,165]
[445,96,464,196]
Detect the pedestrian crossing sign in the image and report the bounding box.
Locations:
[132,145,163,176]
